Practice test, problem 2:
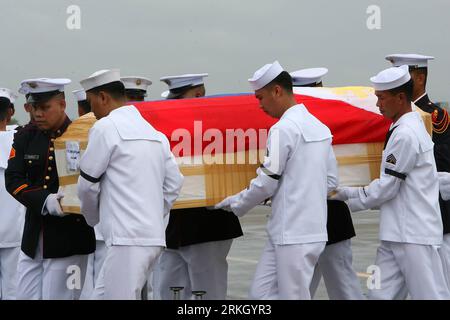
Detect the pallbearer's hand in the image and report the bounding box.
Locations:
[214,196,235,212]
[44,192,66,217]
[328,187,359,201]
[438,172,450,201]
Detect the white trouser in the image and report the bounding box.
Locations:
[16,236,88,300]
[368,241,450,300]
[92,245,162,300]
[249,239,325,300]
[79,240,107,300]
[154,239,233,300]
[0,247,20,300]
[146,269,154,299]
[310,239,364,300]
[439,234,450,291]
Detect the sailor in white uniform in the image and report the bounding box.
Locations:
[331,65,450,299]
[77,69,184,299]
[386,54,450,294]
[215,61,338,300]
[0,88,25,300]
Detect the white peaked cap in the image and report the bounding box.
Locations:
[370,65,411,91]
[385,53,434,68]
[248,61,284,91]
[19,78,71,94]
[290,67,328,86]
[72,89,87,102]
[80,69,121,91]
[121,76,152,91]
[0,88,18,103]
[160,73,208,98]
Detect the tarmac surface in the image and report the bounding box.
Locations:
[226,205,380,299]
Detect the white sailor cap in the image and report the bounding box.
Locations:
[19,78,71,104]
[0,88,18,103]
[160,73,208,98]
[370,65,411,91]
[121,76,152,91]
[290,67,328,86]
[248,61,284,91]
[385,54,434,68]
[72,89,87,102]
[19,78,71,94]
[80,69,121,92]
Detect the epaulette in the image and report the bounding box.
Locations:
[431,104,450,135]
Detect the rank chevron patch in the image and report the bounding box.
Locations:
[386,153,397,165]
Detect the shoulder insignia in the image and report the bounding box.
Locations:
[433,109,450,134]
[386,153,397,165]
[9,147,16,159]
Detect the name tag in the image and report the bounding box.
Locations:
[66,141,80,172]
[24,154,40,160]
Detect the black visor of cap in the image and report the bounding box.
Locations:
[125,89,147,97]
[27,90,62,105]
[293,81,322,88]
[408,65,428,71]
[167,84,203,100]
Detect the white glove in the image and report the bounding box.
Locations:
[214,196,235,212]
[438,172,450,201]
[44,190,65,217]
[328,187,359,201]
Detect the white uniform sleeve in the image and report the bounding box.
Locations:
[77,121,114,227]
[348,130,417,211]
[327,146,339,193]
[161,136,184,216]
[229,126,292,217]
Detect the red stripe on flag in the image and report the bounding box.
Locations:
[134,94,391,156]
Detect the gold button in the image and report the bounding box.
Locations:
[48,156,53,161]
[28,160,32,164]
[45,176,50,180]
[49,147,54,152]
[48,167,52,171]
[43,185,47,189]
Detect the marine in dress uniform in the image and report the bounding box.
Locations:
[216,61,337,300]
[153,73,243,300]
[386,53,450,292]
[77,69,184,300]
[72,89,91,117]
[121,76,152,102]
[332,65,450,299]
[290,69,363,300]
[5,79,95,300]
[0,89,25,299]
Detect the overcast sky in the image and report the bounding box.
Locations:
[1,0,449,124]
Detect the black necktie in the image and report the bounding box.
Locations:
[383,126,398,150]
